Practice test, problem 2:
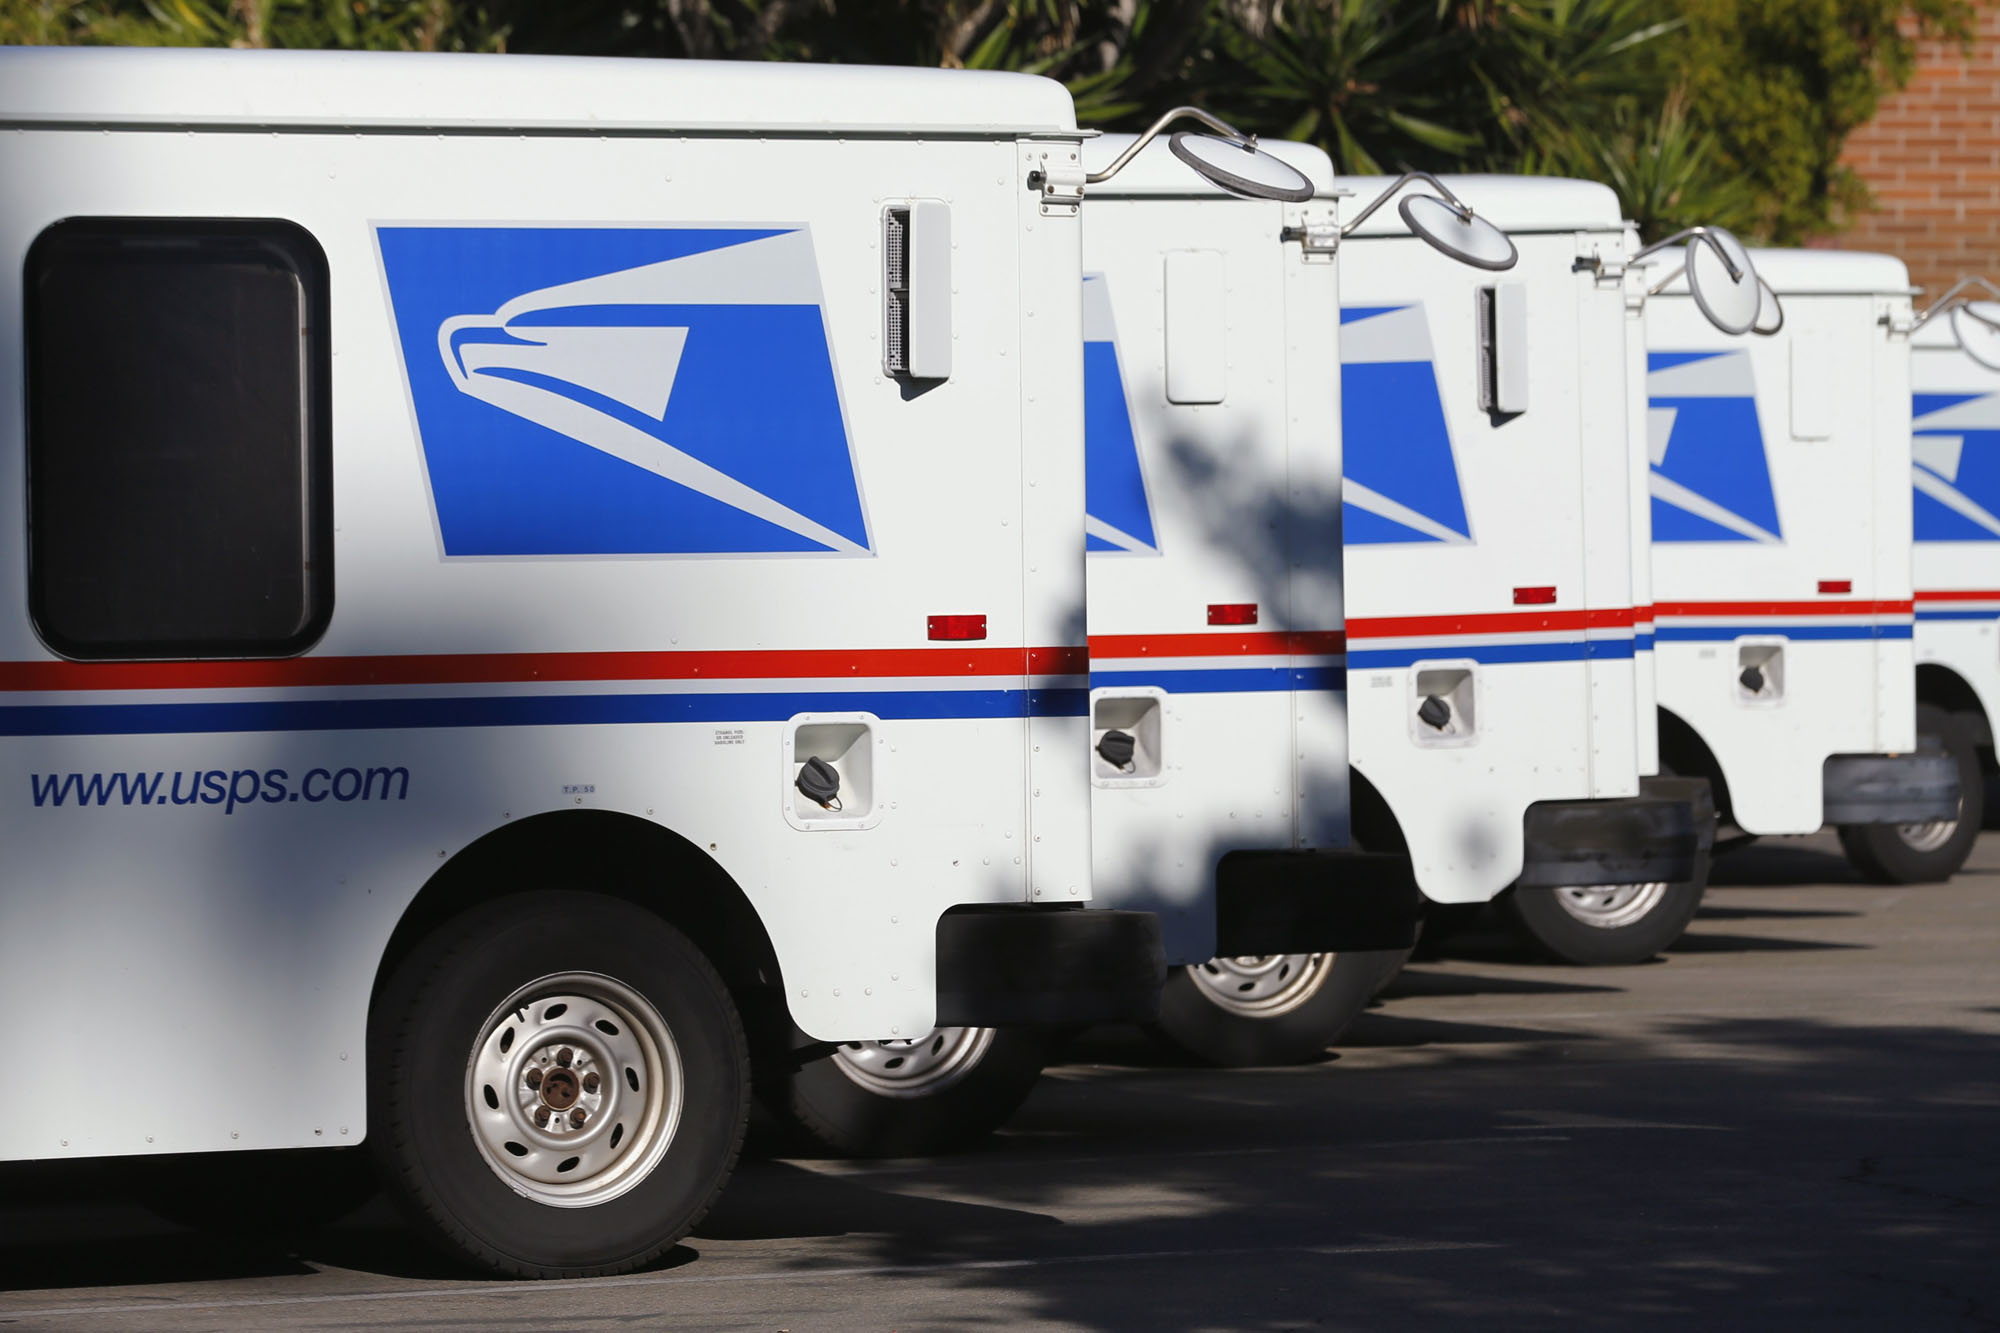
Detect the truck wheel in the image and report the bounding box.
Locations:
[1838,704,1984,884]
[1153,950,1406,1067]
[368,892,748,1278]
[770,1027,1051,1157]
[1502,874,1707,965]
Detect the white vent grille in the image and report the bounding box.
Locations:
[883,207,911,374]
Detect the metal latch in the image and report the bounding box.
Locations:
[1279,219,1340,258]
[1025,147,1085,216]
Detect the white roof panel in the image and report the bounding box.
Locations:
[1336,173,1622,235]
[1743,247,1913,296]
[0,46,1077,136]
[1656,247,1914,299]
[1082,134,1339,197]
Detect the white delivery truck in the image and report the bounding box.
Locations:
[0,46,1187,1278]
[1075,138,1446,1069]
[1646,249,1961,882]
[766,141,1546,1155]
[760,118,1364,1151]
[1902,280,2000,864]
[1339,176,1709,965]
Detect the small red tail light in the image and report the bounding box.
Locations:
[1513,586,1557,605]
[927,614,987,641]
[1818,580,1852,595]
[1207,603,1258,625]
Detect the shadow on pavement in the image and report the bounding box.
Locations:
[1378,967,1623,1001]
[1708,839,1863,886]
[2,1010,1995,1328]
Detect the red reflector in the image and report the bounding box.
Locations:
[1207,603,1258,625]
[927,614,986,641]
[1818,580,1852,595]
[1513,586,1557,605]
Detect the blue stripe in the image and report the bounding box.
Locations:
[1916,610,1999,622]
[1654,624,1912,642]
[1087,666,1347,694]
[0,688,1089,738]
[1347,639,1632,668]
[1635,632,1656,652]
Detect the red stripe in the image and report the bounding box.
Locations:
[1654,599,1913,618]
[1087,631,1346,659]
[1914,589,2000,603]
[1346,607,1635,639]
[0,646,1090,694]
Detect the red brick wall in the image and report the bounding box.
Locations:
[1834,4,2000,297]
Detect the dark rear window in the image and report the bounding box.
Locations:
[26,217,332,660]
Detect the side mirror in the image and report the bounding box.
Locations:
[1343,172,1518,272]
[1910,277,2000,369]
[1087,106,1315,203]
[1635,226,1764,335]
[1952,300,2000,371]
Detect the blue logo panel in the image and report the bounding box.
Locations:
[1647,350,1782,544]
[377,226,869,557]
[1081,274,1158,554]
[1912,390,2000,542]
[1339,305,1471,545]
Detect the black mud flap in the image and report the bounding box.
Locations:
[935,907,1164,1027]
[1823,750,1960,825]
[1518,788,1702,888]
[1213,850,1422,956]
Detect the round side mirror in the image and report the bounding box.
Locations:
[1952,300,2000,372]
[1685,227,1759,335]
[1168,132,1315,203]
[1397,194,1518,271]
[1752,278,1784,335]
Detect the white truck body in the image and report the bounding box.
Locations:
[1910,313,2000,724]
[1338,176,1686,906]
[1647,250,1930,834]
[1077,137,1360,965]
[0,47,1152,1164]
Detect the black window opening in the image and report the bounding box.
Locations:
[26,217,333,661]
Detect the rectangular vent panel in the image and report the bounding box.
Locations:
[882,203,950,379]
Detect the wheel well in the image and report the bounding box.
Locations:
[1348,766,1408,855]
[1916,663,1995,753]
[373,811,788,1051]
[1658,706,1735,826]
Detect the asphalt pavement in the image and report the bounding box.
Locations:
[2,829,1996,1330]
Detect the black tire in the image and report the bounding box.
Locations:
[134,1148,379,1247]
[1838,703,1984,884]
[1152,950,1407,1067]
[1501,868,1708,965]
[368,892,748,1278]
[767,1026,1051,1157]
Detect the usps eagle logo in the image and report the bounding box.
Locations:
[1082,274,1160,554]
[1339,304,1473,545]
[377,226,870,557]
[1646,350,1783,544]
[1911,390,2000,542]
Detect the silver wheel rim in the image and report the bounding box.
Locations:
[464,971,684,1209]
[1895,817,1957,852]
[1186,954,1335,1018]
[831,1027,995,1098]
[1555,883,1670,929]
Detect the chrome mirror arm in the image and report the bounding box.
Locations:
[1084,106,1254,186]
[1340,171,1475,236]
[1911,275,2000,331]
[1637,226,1744,290]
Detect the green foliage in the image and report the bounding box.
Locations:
[1669,0,1973,241]
[0,0,1980,241]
